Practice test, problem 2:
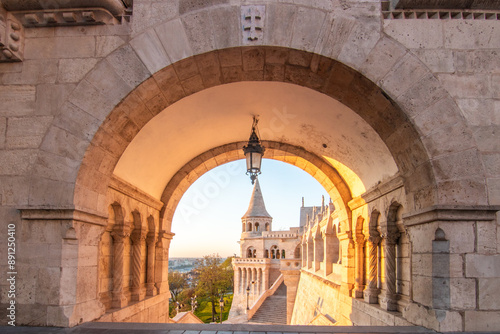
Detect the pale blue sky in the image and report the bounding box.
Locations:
[170,159,329,258]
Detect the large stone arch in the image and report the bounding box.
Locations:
[52,36,482,216]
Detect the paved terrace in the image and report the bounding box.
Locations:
[0,323,442,334]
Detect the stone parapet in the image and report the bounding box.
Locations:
[233,257,271,266]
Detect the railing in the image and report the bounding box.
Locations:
[262,231,298,238]
[232,257,271,265]
[246,274,284,320]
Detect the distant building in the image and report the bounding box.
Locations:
[229,178,332,324]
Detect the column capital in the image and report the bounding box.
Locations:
[382,232,400,245]
[131,229,147,244]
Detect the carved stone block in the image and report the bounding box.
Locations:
[241,5,265,45]
[0,8,24,62]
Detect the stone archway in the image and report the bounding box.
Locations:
[73,46,444,216]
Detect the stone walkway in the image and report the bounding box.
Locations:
[0,323,438,334]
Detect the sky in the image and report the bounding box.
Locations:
[170,158,329,258]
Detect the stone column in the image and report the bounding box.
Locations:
[257,269,262,296]
[301,242,307,267]
[381,233,399,311]
[244,267,249,291]
[307,238,313,269]
[354,235,366,298]
[241,267,246,295]
[263,269,269,291]
[234,266,241,295]
[111,228,130,308]
[155,231,173,295]
[364,235,380,304]
[146,233,157,296]
[131,229,147,301]
[313,235,322,272]
[251,268,256,295]
[323,231,334,276]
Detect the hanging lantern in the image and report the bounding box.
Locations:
[243,116,265,184]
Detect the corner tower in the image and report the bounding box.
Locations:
[241,177,272,234]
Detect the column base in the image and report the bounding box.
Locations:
[363,288,379,304]
[146,283,157,296]
[354,286,365,299]
[131,287,146,301]
[111,291,129,308]
[380,293,398,311]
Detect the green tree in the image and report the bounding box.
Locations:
[194,254,233,322]
[168,271,187,303]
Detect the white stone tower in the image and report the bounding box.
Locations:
[241,177,272,235]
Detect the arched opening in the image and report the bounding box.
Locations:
[294,245,301,259]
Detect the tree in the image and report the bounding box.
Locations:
[194,254,233,322]
[168,271,187,303]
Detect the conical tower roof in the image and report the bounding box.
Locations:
[242,178,272,219]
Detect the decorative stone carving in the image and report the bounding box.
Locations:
[1,0,131,18]
[384,9,500,20]
[130,228,147,301]
[110,229,130,308]
[15,8,121,27]
[364,235,380,304]
[241,5,265,45]
[0,8,24,62]
[381,232,400,311]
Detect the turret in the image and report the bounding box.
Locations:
[241,177,272,233]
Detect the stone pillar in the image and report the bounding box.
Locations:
[263,269,269,291]
[354,235,366,298]
[131,229,147,301]
[381,233,399,311]
[241,267,246,294]
[251,268,256,295]
[307,238,313,269]
[146,233,157,296]
[234,267,241,295]
[324,232,334,276]
[364,235,380,304]
[257,269,262,296]
[155,231,173,295]
[281,270,300,325]
[111,228,130,308]
[301,242,307,267]
[313,234,323,272]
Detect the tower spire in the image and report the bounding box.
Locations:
[242,177,272,218]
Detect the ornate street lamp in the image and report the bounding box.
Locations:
[243,116,265,184]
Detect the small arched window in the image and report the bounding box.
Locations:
[255,223,260,231]
[247,223,252,232]
[282,250,286,259]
